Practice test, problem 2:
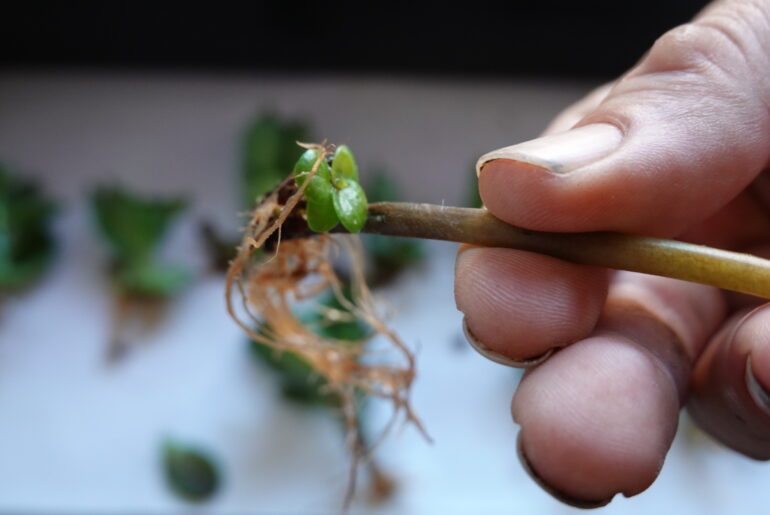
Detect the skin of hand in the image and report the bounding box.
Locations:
[454,0,770,507]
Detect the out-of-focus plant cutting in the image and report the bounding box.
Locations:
[0,164,56,296]
[201,114,310,272]
[92,187,190,361]
[162,438,221,503]
[361,171,424,287]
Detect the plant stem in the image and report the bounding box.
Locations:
[364,202,770,299]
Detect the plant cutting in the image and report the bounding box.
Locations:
[226,143,431,506]
[0,165,56,296]
[209,116,425,505]
[92,187,191,361]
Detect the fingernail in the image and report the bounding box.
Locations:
[462,317,554,368]
[746,355,770,416]
[517,434,614,509]
[476,123,623,176]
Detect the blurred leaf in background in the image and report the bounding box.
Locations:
[92,186,190,361]
[241,114,310,207]
[362,171,424,287]
[0,164,56,292]
[466,162,482,208]
[93,187,190,298]
[250,287,370,406]
[163,439,220,503]
[201,113,311,272]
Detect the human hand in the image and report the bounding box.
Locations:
[455,0,770,507]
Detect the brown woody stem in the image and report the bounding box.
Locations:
[363,202,770,299]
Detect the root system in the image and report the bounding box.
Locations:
[225,143,425,503]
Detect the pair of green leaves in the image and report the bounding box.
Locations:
[293,146,368,234]
[0,166,56,291]
[92,187,190,297]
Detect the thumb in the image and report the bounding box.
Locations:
[478,0,770,237]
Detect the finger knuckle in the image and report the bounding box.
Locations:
[650,22,747,79]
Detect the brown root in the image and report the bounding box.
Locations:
[225,143,425,505]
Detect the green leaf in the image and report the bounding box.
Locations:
[242,115,310,205]
[331,145,358,181]
[250,341,339,406]
[0,165,56,291]
[293,149,330,186]
[92,187,186,265]
[163,439,220,503]
[304,175,338,232]
[332,180,368,233]
[306,201,339,233]
[116,262,191,297]
[303,174,333,203]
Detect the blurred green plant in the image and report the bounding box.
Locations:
[201,114,311,271]
[362,171,424,286]
[92,187,190,361]
[163,438,220,503]
[93,187,190,297]
[0,165,56,292]
[466,163,483,208]
[242,114,310,207]
[250,288,370,406]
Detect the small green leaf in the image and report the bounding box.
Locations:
[331,145,358,181]
[293,149,330,186]
[303,174,333,204]
[306,201,339,232]
[303,175,338,232]
[332,180,368,233]
[163,439,220,503]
